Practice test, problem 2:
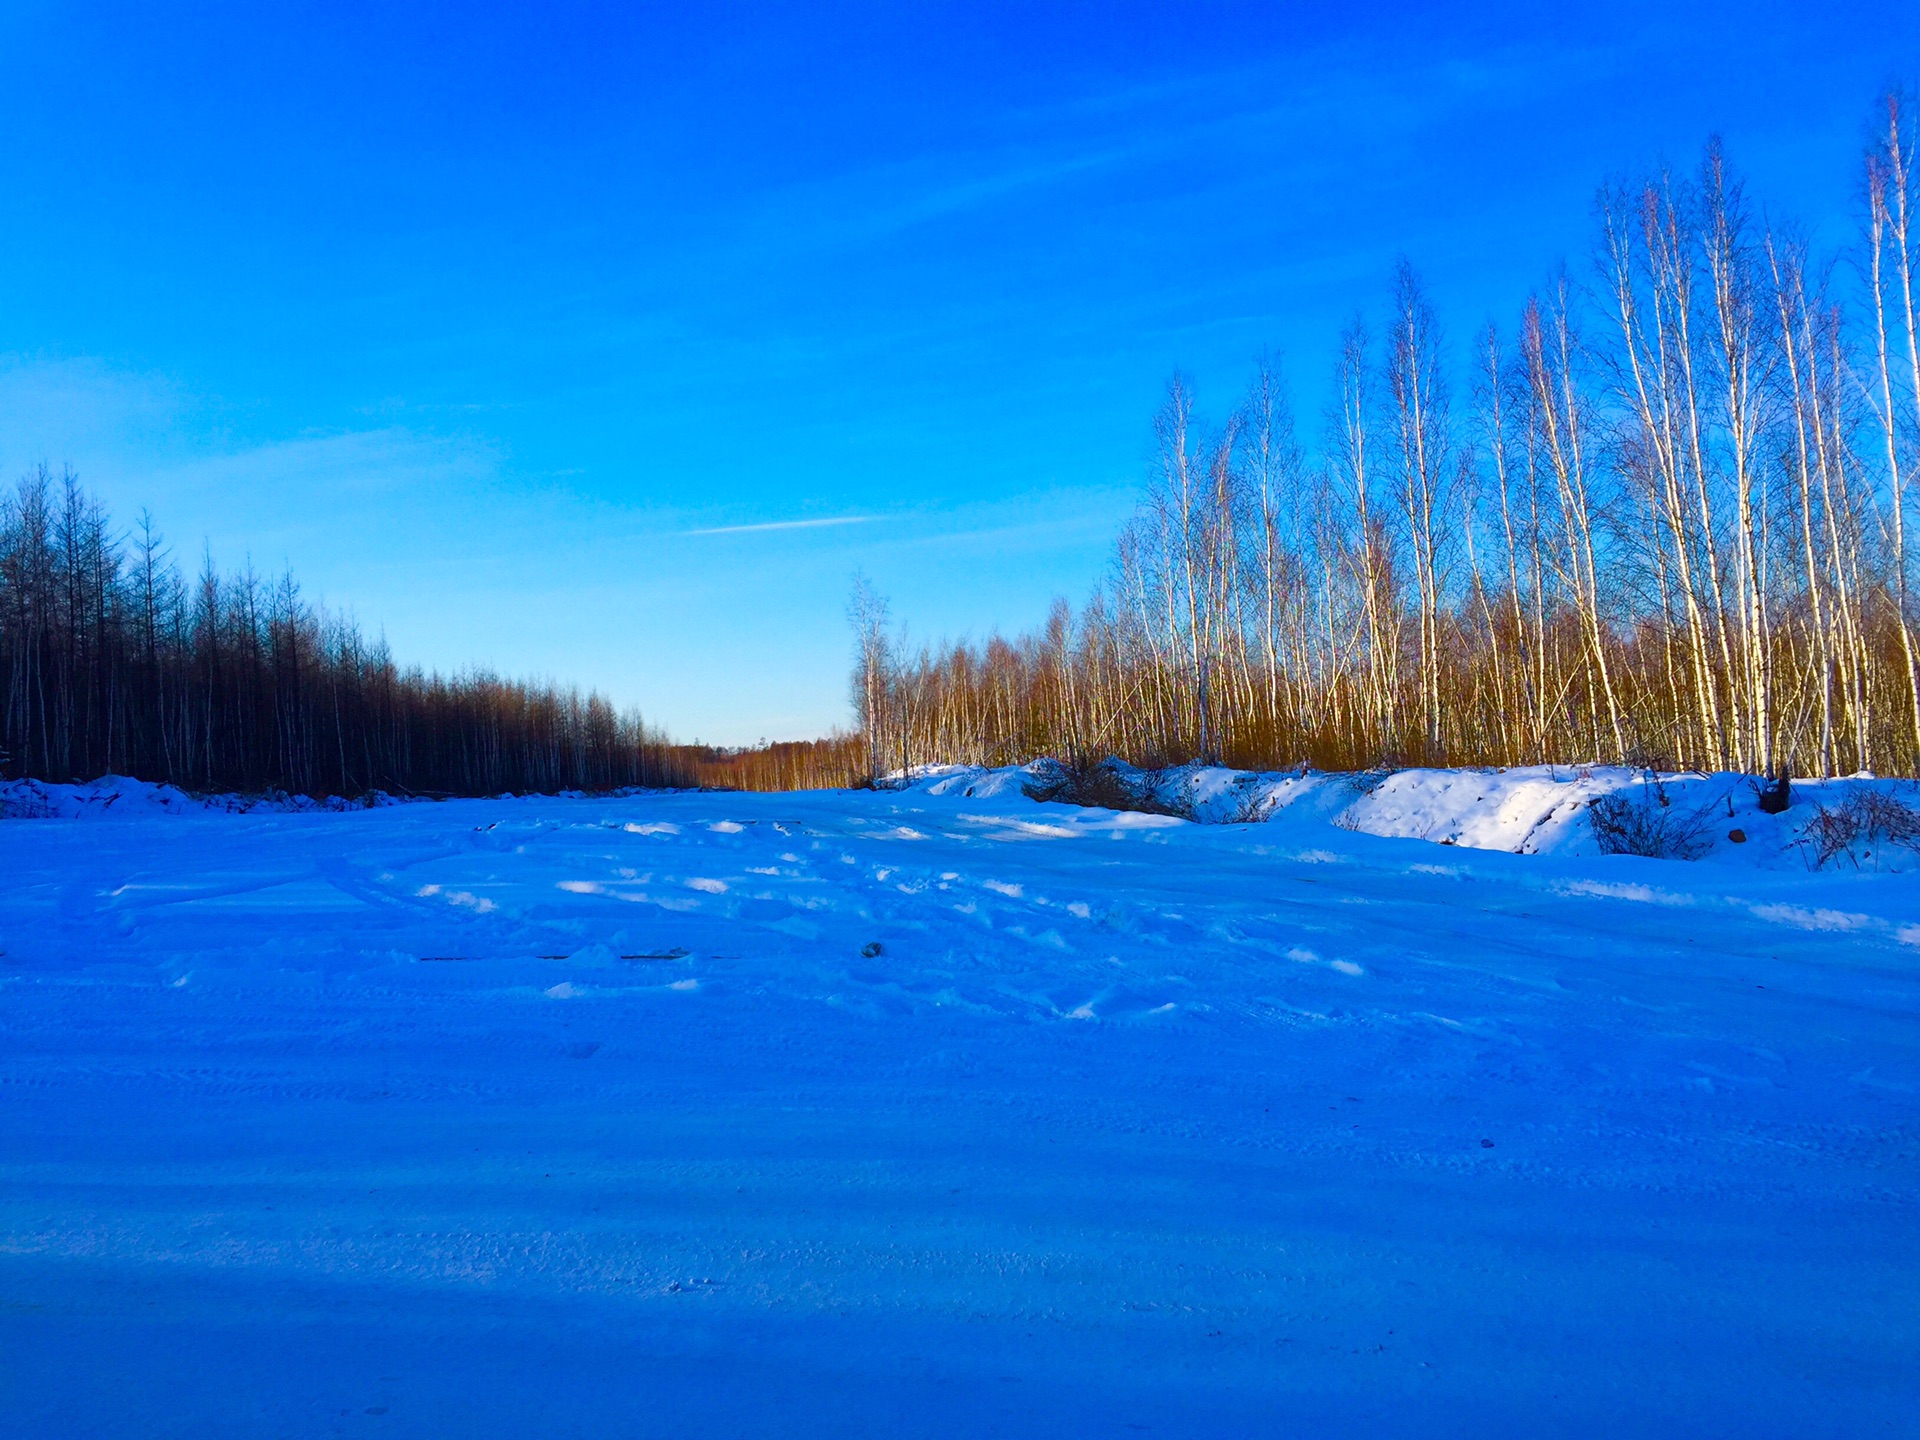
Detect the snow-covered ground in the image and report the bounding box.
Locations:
[0,773,409,819]
[915,759,1920,869]
[2,774,1916,1436]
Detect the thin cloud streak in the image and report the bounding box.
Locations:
[683,515,877,537]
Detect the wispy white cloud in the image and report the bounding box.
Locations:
[682,515,876,537]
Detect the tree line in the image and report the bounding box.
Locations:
[854,94,1920,782]
[0,465,689,795]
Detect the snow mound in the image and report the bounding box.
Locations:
[894,761,1920,870]
[0,775,406,819]
[0,775,203,818]
[906,763,1044,802]
[14,763,1918,871]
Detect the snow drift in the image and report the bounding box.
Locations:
[10,761,1920,872]
[905,759,1920,871]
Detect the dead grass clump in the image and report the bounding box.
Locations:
[1797,790,1920,868]
[1588,783,1716,860]
[1345,767,1399,797]
[1022,758,1191,818]
[1221,774,1279,824]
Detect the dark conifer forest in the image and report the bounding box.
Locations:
[0,464,690,795]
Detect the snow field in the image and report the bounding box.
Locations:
[1,777,1916,1435]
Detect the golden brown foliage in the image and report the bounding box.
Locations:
[852,102,1920,782]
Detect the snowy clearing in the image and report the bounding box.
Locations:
[2,776,1917,1436]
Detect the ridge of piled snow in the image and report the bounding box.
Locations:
[903,760,1920,871]
[0,774,407,819]
[14,763,1919,872]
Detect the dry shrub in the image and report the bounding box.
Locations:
[1345,767,1400,797]
[0,788,54,820]
[1797,790,1920,868]
[1022,758,1191,818]
[1588,783,1716,860]
[1221,774,1280,824]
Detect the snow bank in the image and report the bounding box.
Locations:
[900,760,1920,871]
[0,774,406,819]
[14,762,1918,872]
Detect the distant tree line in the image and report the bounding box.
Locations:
[855,93,1920,781]
[0,465,686,795]
[672,737,868,791]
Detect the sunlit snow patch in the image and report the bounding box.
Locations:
[1750,904,1871,932]
[1554,879,1692,906]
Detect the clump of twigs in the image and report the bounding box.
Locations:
[1022,758,1191,818]
[0,790,54,819]
[1344,766,1399,797]
[1588,781,1716,860]
[1221,773,1279,824]
[1797,791,1920,869]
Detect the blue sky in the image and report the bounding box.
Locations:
[1,2,1915,743]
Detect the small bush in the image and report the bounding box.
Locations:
[1797,791,1920,868]
[1017,757,1072,804]
[0,790,54,819]
[1221,774,1278,824]
[1022,758,1190,818]
[1345,767,1399,796]
[1588,784,1715,860]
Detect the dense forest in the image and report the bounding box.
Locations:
[854,95,1920,782]
[0,462,878,796]
[0,465,695,795]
